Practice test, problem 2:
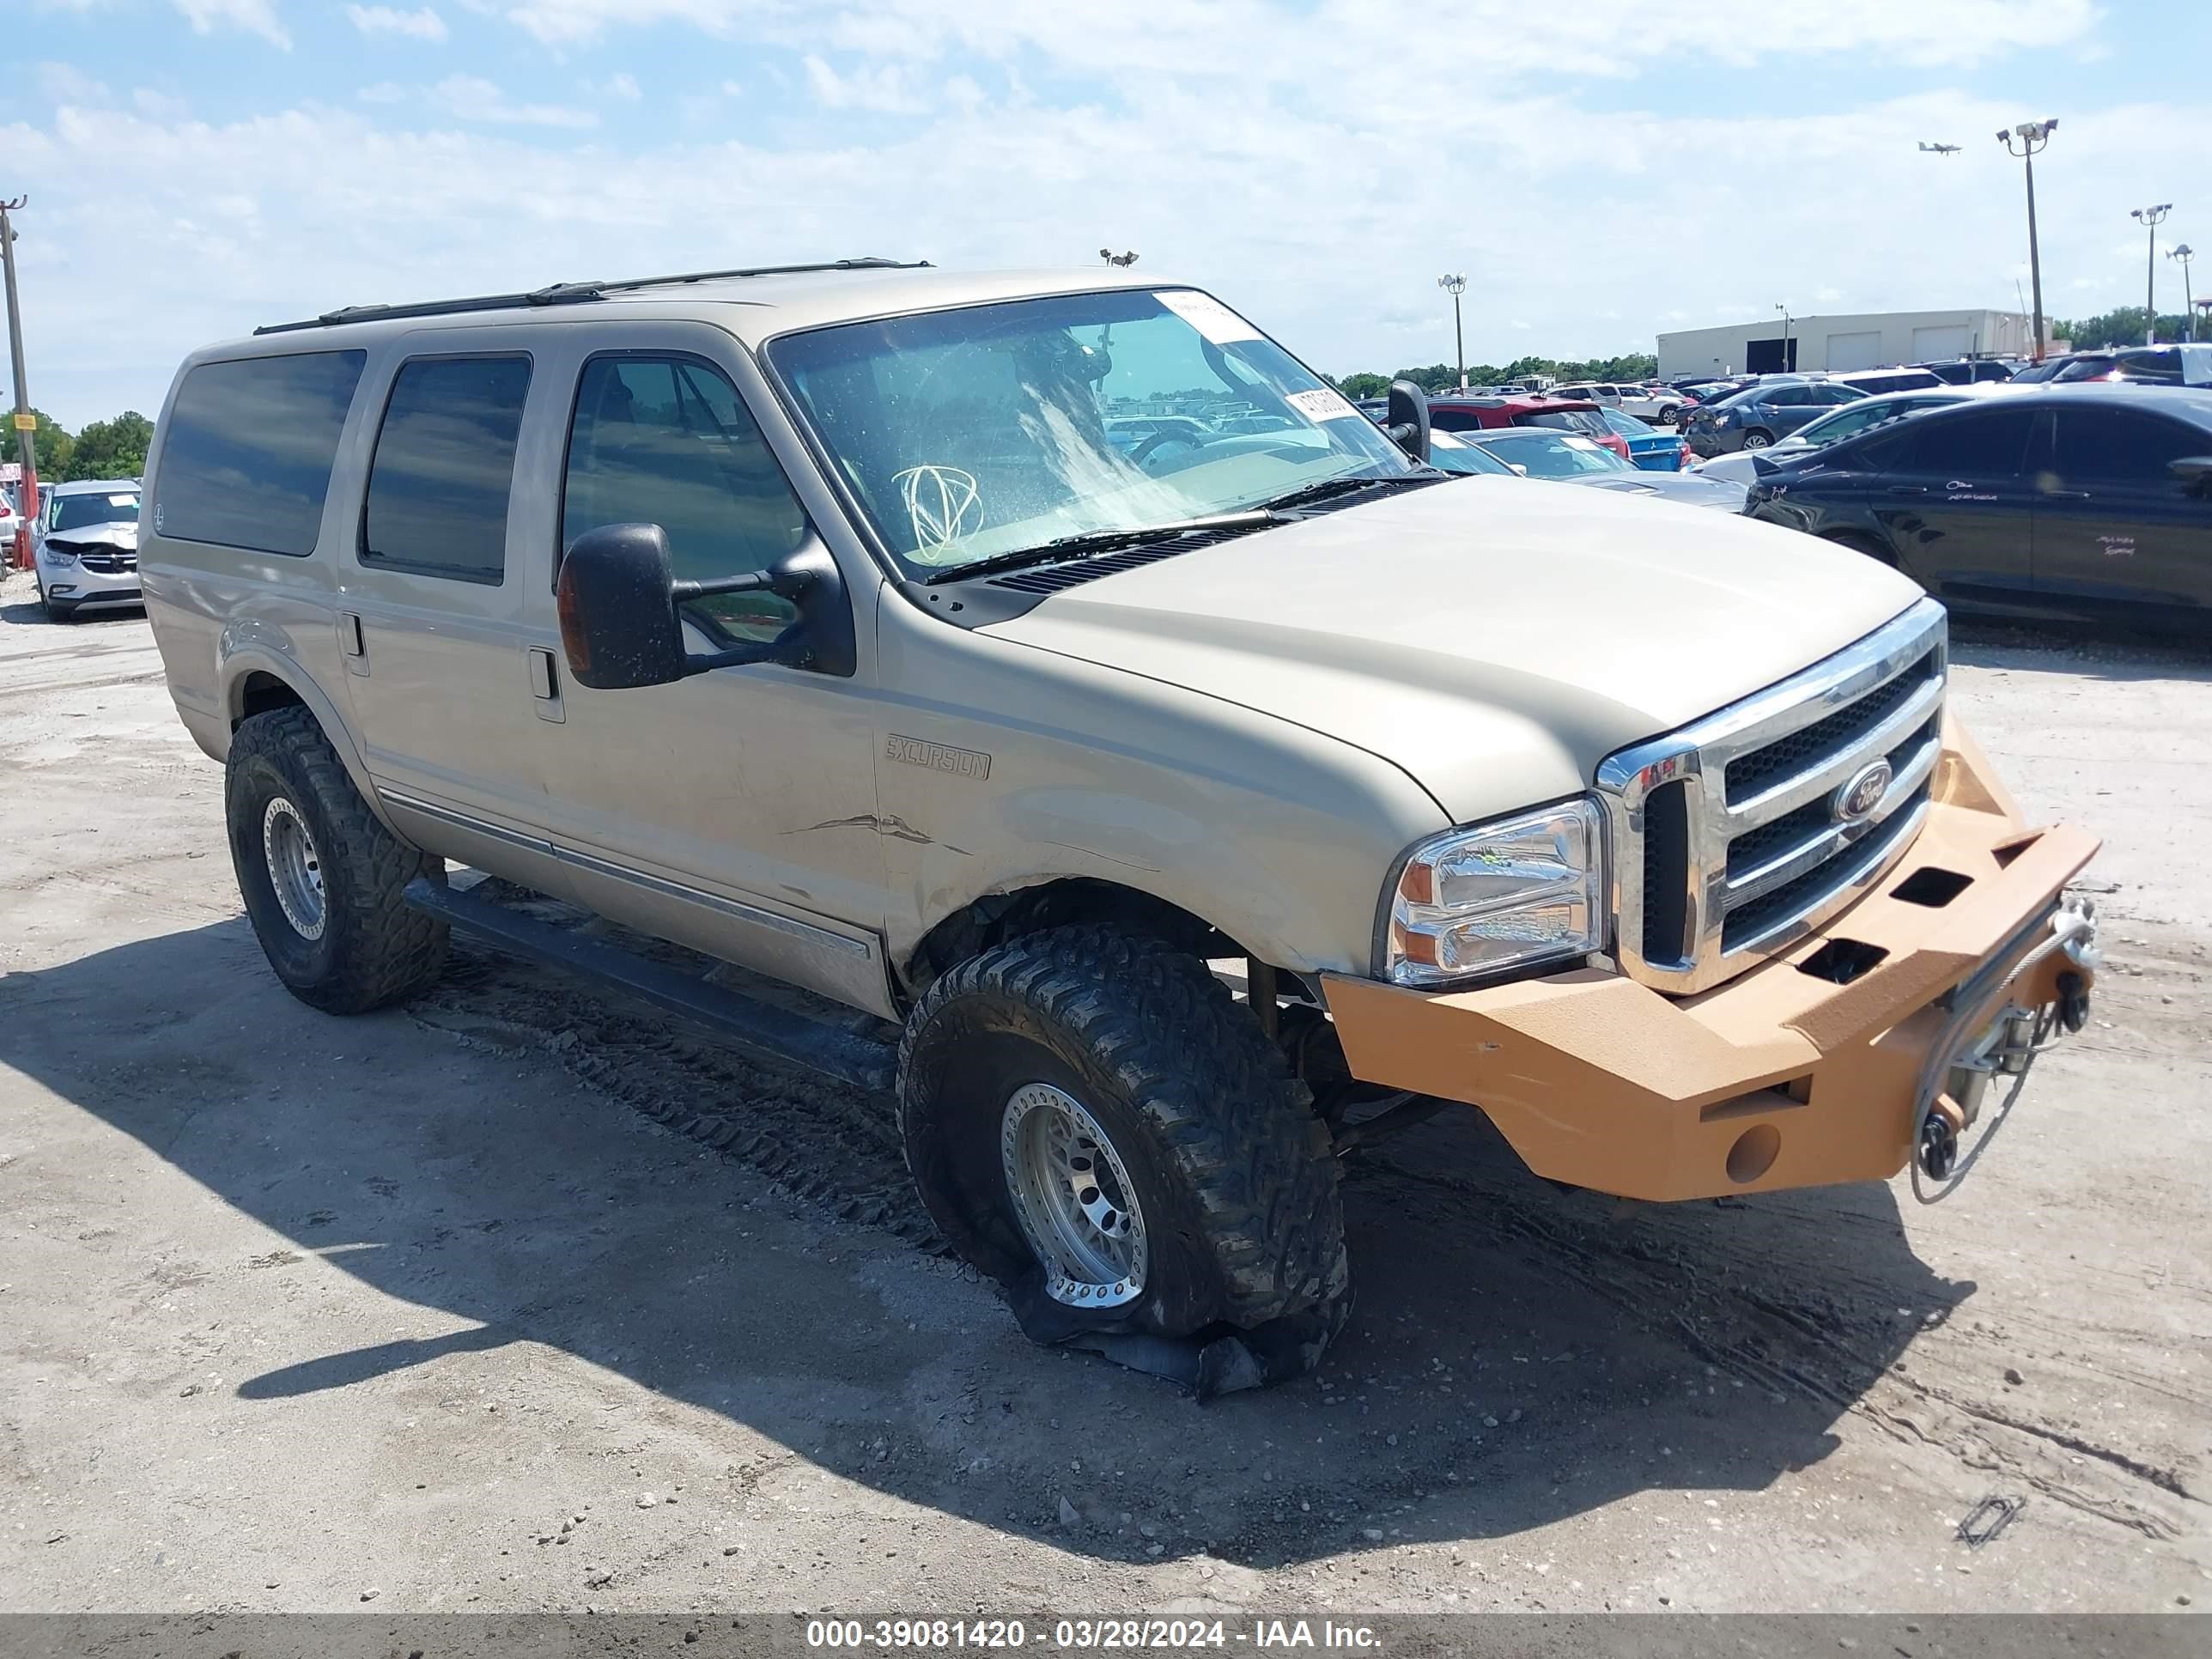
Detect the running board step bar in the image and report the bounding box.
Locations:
[402,877,896,1095]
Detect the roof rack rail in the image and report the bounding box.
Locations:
[252,257,931,336]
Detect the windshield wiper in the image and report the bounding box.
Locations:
[1255,471,1440,514]
[921,510,1275,585]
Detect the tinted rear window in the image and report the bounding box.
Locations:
[154,351,366,556]
[361,356,532,583]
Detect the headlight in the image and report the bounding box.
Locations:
[1382,798,1607,987]
[40,542,78,565]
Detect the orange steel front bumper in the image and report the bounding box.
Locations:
[1322,725,2100,1201]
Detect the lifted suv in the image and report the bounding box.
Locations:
[142,261,2101,1388]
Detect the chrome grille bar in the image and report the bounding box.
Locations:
[1596,597,1948,994]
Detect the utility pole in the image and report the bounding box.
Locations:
[1996,120,2057,362]
[1437,273,1468,389]
[1774,302,1792,371]
[2173,246,2197,342]
[2132,204,2172,343]
[2,196,35,570]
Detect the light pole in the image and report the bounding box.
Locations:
[1996,120,2057,362]
[1,196,36,570]
[2172,245,2197,342]
[1774,302,1792,372]
[1437,273,1468,389]
[2132,205,2172,343]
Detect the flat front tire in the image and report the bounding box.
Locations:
[226,706,449,1014]
[898,926,1348,1343]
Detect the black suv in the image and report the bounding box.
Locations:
[1745,386,2212,625]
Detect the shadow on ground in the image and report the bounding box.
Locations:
[0,915,1968,1568]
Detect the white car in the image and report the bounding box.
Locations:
[1551,381,1672,422]
[33,478,143,621]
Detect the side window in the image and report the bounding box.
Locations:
[362,356,531,583]
[561,356,811,644]
[1429,409,1482,432]
[1899,409,2036,478]
[1817,403,1885,441]
[1818,385,1864,404]
[2051,410,2203,487]
[155,350,366,556]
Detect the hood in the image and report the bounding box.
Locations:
[47,520,138,550]
[985,478,1924,822]
[1567,473,1748,512]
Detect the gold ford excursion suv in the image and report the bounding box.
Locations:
[142,260,2100,1389]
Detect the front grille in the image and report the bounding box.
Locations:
[76,550,138,574]
[1596,599,1949,994]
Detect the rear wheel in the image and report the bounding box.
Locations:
[226,706,449,1013]
[898,926,1348,1346]
[1741,428,1775,450]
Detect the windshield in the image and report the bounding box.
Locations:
[768,289,1415,578]
[53,491,141,532]
[1601,409,1657,438]
[1484,434,1632,477]
[1519,408,1610,437]
[1425,432,1517,477]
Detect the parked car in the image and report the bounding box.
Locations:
[2009,347,2212,388]
[1832,368,1949,396]
[137,263,2101,1382]
[1598,408,1687,471]
[1419,429,1522,477]
[32,477,143,621]
[1656,379,1750,426]
[1917,359,2016,386]
[1550,382,1673,422]
[1695,388,1977,484]
[1681,380,1869,456]
[0,489,21,550]
[1745,385,2212,627]
[1454,426,1748,511]
[1426,393,1636,460]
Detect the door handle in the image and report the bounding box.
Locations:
[526,645,566,724]
[337,611,368,676]
[1885,484,1929,497]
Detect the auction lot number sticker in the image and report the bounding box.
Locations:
[808,1619,1379,1650]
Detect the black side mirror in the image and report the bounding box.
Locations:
[1384,379,1431,463]
[2168,455,2212,496]
[556,524,854,690]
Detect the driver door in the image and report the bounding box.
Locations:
[522,324,895,1014]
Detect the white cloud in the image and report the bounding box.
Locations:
[358,82,410,104]
[38,62,113,106]
[347,5,449,41]
[585,71,641,101]
[801,55,929,114]
[428,74,598,127]
[172,0,290,49]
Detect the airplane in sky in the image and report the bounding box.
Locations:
[1918,141,1961,155]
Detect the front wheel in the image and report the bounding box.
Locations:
[898,927,1348,1353]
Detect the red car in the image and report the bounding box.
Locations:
[1424,394,1635,461]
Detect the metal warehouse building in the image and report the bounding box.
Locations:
[1656,309,2052,378]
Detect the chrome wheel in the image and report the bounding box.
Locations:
[1000,1083,1148,1308]
[1742,430,1772,449]
[262,796,326,941]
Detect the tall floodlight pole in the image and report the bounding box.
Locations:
[2131,205,2172,343]
[1437,274,1468,388]
[2,196,36,570]
[1774,303,1792,370]
[1996,121,2057,362]
[2172,246,2197,342]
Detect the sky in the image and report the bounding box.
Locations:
[9,0,2209,428]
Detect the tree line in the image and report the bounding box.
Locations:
[1332,355,1661,397]
[1,409,153,484]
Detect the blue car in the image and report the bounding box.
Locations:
[1599,408,1686,471]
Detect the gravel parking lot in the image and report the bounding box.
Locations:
[2,568,2206,1617]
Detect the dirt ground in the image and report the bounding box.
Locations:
[1,568,2206,1617]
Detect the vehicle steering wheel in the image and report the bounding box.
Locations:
[1130,428,1222,467]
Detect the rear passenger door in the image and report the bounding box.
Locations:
[2033,406,2212,621]
[523,329,892,1014]
[336,337,551,857]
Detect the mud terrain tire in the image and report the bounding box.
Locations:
[226,706,448,1014]
[898,926,1348,1342]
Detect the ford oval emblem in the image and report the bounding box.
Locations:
[1834,760,1893,825]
